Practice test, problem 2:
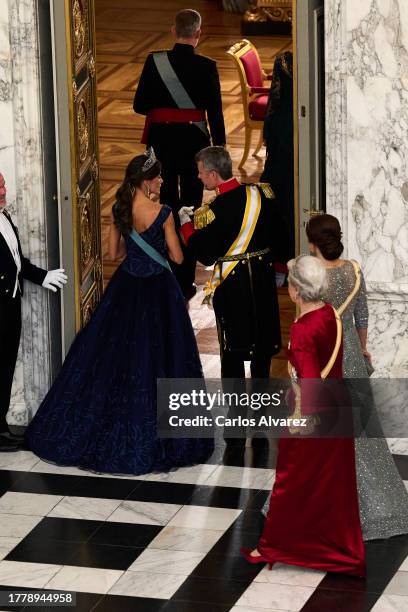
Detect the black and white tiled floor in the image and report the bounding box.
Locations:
[0,448,407,612]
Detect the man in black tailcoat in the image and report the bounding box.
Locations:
[133,8,226,299]
[0,172,67,451]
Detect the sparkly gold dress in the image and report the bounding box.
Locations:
[263,260,408,540]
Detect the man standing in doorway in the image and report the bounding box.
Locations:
[179,147,285,380]
[133,9,226,299]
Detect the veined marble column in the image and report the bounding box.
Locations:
[325,0,408,377]
[0,0,50,424]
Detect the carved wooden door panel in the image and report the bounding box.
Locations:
[66,0,102,329]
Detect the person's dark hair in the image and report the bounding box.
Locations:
[195,146,233,180]
[306,213,344,261]
[114,154,161,235]
[175,9,201,38]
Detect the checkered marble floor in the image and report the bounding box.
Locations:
[0,448,407,612]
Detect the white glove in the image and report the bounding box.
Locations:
[178,206,194,225]
[42,268,68,292]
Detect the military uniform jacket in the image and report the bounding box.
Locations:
[0,211,47,298]
[188,182,286,359]
[133,43,226,163]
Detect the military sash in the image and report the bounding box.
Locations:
[152,52,209,138]
[203,185,261,305]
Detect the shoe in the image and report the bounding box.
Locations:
[1,431,24,441]
[0,436,20,452]
[240,547,273,569]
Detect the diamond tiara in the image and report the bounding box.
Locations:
[142,147,157,172]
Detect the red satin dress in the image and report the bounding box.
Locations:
[258,304,366,576]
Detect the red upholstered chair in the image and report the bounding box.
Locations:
[227,39,270,168]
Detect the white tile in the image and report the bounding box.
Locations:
[231,607,283,612]
[129,548,205,575]
[0,561,61,588]
[167,505,241,531]
[45,566,123,595]
[136,463,218,485]
[205,465,275,490]
[0,537,21,561]
[30,461,90,477]
[189,306,216,330]
[48,497,121,521]
[148,526,223,553]
[0,492,62,517]
[399,556,408,571]
[200,354,221,378]
[385,571,408,596]
[0,451,40,472]
[254,563,325,587]
[109,570,188,599]
[236,582,315,611]
[0,514,42,538]
[372,594,408,611]
[107,501,181,526]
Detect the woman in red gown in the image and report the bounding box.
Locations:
[242,255,366,577]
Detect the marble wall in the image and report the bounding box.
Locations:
[0,0,51,425]
[325,0,408,376]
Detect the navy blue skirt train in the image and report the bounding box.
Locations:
[26,205,213,474]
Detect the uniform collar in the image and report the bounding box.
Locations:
[173,43,195,53]
[215,178,241,195]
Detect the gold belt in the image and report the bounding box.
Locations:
[217,247,271,263]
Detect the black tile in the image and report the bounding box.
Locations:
[9,472,81,496]
[208,527,261,557]
[300,587,379,612]
[318,539,408,595]
[6,539,79,565]
[393,454,408,480]
[94,594,167,611]
[226,509,265,533]
[164,601,230,612]
[0,584,26,611]
[70,476,140,500]
[126,481,196,505]
[27,517,102,543]
[192,551,263,582]
[186,485,268,511]
[89,522,162,548]
[68,542,143,570]
[0,470,27,489]
[22,591,103,612]
[171,576,248,606]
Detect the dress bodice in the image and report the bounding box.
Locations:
[120,205,172,277]
[289,303,343,380]
[324,260,368,331]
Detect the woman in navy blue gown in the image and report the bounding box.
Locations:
[26,150,213,475]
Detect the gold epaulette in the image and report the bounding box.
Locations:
[194,204,216,230]
[257,183,275,199]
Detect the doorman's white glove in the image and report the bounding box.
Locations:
[42,268,68,292]
[178,206,194,226]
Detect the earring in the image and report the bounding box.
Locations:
[146,184,150,198]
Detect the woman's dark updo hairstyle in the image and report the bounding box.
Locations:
[113,154,161,235]
[306,213,344,261]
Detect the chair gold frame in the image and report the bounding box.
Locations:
[227,39,269,169]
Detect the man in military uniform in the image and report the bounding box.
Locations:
[133,9,226,299]
[179,147,285,379]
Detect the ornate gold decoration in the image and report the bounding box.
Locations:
[258,183,275,199]
[73,0,86,59]
[78,100,89,163]
[72,80,78,100]
[88,54,96,78]
[79,192,92,267]
[194,205,216,229]
[91,155,99,180]
[94,257,102,281]
[245,0,292,23]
